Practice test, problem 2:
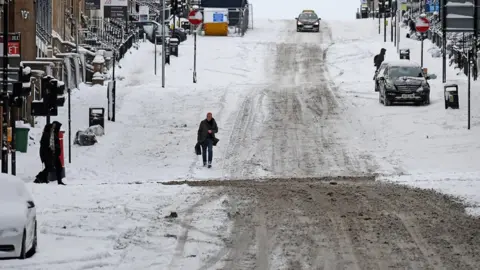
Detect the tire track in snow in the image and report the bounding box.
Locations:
[223,21,378,179]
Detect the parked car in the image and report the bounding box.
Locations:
[374,60,431,106]
[0,175,37,259]
[132,20,187,44]
[295,10,321,32]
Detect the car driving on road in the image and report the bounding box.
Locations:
[375,60,431,106]
[0,175,37,259]
[295,10,321,32]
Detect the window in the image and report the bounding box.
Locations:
[389,66,423,78]
[299,13,318,20]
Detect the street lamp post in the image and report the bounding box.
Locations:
[1,0,10,174]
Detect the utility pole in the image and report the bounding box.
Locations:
[1,0,9,174]
[378,1,381,34]
[161,3,166,88]
[389,0,393,42]
[383,0,387,42]
[154,34,157,75]
[396,0,401,53]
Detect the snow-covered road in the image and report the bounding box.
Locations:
[222,20,376,179]
[2,16,480,270]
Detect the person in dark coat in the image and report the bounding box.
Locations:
[374,48,386,72]
[37,122,66,185]
[35,123,53,183]
[197,112,218,168]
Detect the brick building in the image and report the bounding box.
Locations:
[0,0,36,61]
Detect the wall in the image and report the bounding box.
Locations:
[52,0,86,43]
[13,0,36,61]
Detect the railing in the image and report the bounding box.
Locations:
[405,13,478,79]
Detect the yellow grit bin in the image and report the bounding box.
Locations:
[203,8,229,36]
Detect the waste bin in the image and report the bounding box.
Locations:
[15,127,30,153]
[89,107,105,128]
[399,48,410,60]
[444,84,459,109]
[169,38,179,57]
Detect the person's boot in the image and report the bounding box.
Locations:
[208,161,212,168]
[203,162,206,167]
[58,180,66,185]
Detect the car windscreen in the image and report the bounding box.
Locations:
[389,66,423,78]
[299,13,318,20]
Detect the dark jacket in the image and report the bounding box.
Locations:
[374,48,386,68]
[52,121,62,157]
[197,118,218,144]
[39,123,53,165]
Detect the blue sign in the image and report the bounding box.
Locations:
[425,3,439,12]
[213,13,224,22]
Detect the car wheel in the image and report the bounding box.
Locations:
[19,229,27,259]
[30,221,37,256]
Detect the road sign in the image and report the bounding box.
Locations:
[213,12,224,22]
[188,10,203,25]
[415,17,430,33]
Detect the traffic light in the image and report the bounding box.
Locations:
[49,79,66,107]
[172,0,178,14]
[41,75,54,100]
[32,75,57,116]
[12,66,32,98]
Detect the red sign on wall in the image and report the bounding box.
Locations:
[7,42,19,55]
[0,33,21,56]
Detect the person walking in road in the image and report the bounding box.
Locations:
[197,112,218,168]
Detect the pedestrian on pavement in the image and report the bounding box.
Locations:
[37,121,66,185]
[35,123,53,184]
[197,112,218,168]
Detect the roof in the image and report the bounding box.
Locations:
[383,60,421,67]
[302,10,316,13]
